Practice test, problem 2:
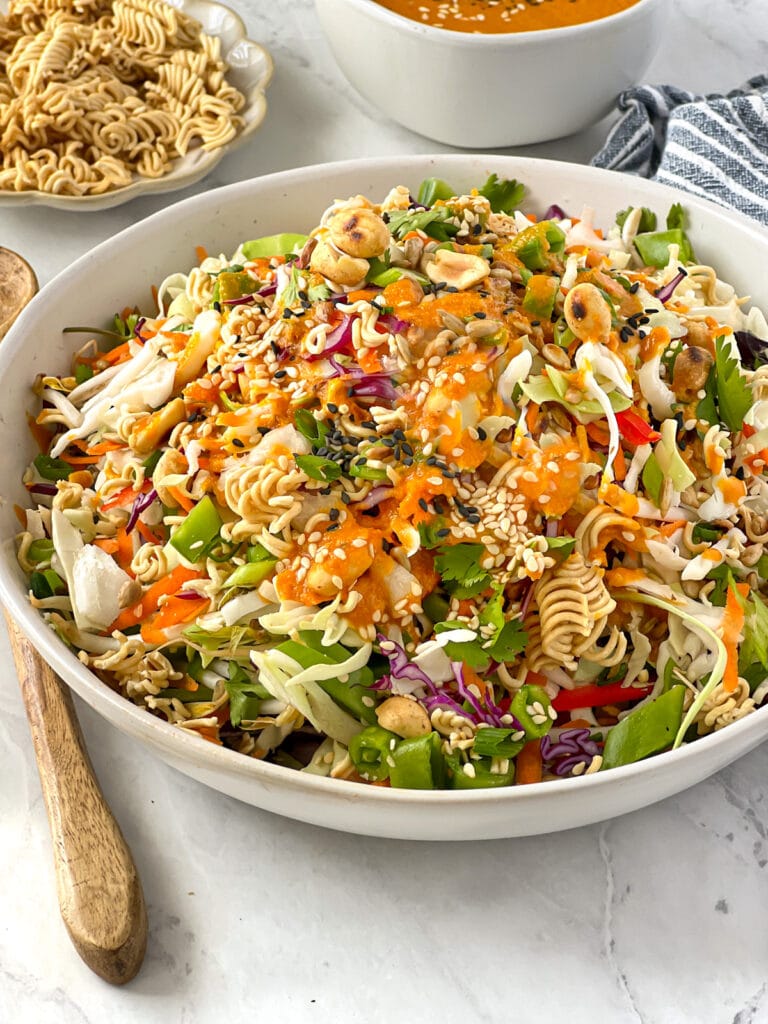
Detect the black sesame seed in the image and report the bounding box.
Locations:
[258,426,270,435]
[361,420,377,430]
[477,427,487,441]
[736,466,746,480]
[329,507,340,521]
[327,402,339,413]
[213,302,221,312]
[282,310,292,319]
[402,442,414,457]
[341,492,351,504]
[326,522,341,532]
[474,311,487,320]
[426,455,438,466]
[403,456,414,466]
[381,437,396,447]
[466,514,481,525]
[629,282,640,294]
[232,438,245,448]
[298,290,308,301]
[274,369,287,379]
[437,528,450,538]
[503,306,515,315]
[418,498,429,512]
[433,497,445,515]
[472,223,482,235]
[445,285,459,294]
[530,320,541,327]
[357,457,367,465]
[393,428,406,441]
[620,326,633,342]
[319,486,331,495]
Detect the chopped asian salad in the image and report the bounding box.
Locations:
[18,175,768,789]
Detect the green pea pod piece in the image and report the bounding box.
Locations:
[445,752,515,789]
[634,229,694,268]
[225,560,276,589]
[217,271,256,303]
[510,684,554,741]
[277,636,379,725]
[367,265,403,287]
[241,233,308,259]
[522,274,560,320]
[349,725,399,782]
[389,732,446,790]
[169,495,222,561]
[601,685,685,770]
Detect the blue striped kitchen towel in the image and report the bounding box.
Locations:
[591,76,768,225]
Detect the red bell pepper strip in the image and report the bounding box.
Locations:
[552,681,654,712]
[615,409,661,446]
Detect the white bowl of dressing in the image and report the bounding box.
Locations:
[315,0,663,147]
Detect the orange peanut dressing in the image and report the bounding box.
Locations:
[376,0,640,34]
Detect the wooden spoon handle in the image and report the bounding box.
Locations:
[4,612,147,984]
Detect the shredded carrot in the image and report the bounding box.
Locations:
[102,341,132,366]
[586,421,611,447]
[658,519,686,538]
[195,726,223,746]
[575,424,591,464]
[722,583,749,694]
[114,526,134,572]
[195,245,208,263]
[140,594,208,643]
[613,445,626,482]
[101,485,138,512]
[93,537,119,555]
[14,504,27,527]
[57,454,101,466]
[85,440,125,456]
[136,520,163,546]
[110,565,199,632]
[525,402,540,435]
[516,739,543,785]
[168,484,195,513]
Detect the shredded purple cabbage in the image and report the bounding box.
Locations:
[222,294,256,307]
[306,315,355,362]
[377,312,409,335]
[543,204,567,221]
[257,281,277,298]
[356,484,393,510]
[133,317,147,341]
[451,661,507,726]
[540,728,600,777]
[654,267,688,304]
[376,635,437,694]
[348,376,399,403]
[126,487,158,534]
[28,482,57,497]
[735,330,768,367]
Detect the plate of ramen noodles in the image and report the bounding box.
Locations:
[0,0,273,208]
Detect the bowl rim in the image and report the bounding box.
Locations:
[319,0,661,43]
[3,152,768,813]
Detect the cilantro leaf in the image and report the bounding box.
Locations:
[545,536,576,558]
[433,622,491,669]
[280,265,302,308]
[418,520,446,549]
[706,564,732,607]
[616,206,657,233]
[294,409,329,447]
[386,207,459,242]
[308,282,331,303]
[479,587,504,634]
[696,361,719,426]
[225,662,269,727]
[294,454,342,482]
[490,619,528,662]
[434,542,491,598]
[478,174,525,214]
[714,336,752,431]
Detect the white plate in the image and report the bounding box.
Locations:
[0,0,273,211]
[2,154,768,840]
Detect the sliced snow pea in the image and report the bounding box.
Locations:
[349,725,399,781]
[225,560,276,589]
[634,229,694,268]
[510,684,554,740]
[417,177,456,206]
[169,495,222,561]
[445,752,515,789]
[601,685,685,769]
[241,233,308,259]
[277,634,379,725]
[389,731,445,789]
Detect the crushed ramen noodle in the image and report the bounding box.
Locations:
[0,0,245,195]
[17,174,768,788]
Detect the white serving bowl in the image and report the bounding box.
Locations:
[315,0,662,147]
[2,154,767,841]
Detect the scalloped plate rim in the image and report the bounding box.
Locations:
[0,0,274,211]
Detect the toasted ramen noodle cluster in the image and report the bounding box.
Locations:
[0,0,245,195]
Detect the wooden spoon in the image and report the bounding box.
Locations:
[1,248,147,984]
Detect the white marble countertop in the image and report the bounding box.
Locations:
[3,1,768,1020]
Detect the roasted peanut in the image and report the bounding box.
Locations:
[563,282,612,342]
[425,249,490,291]
[375,695,431,738]
[328,207,390,259]
[672,344,713,401]
[310,240,368,288]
